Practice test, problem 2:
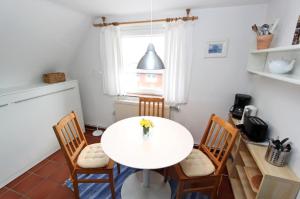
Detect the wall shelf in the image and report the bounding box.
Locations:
[247,69,300,85]
[251,45,300,54]
[247,45,300,85]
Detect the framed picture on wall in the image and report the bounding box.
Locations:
[292,16,300,45]
[205,40,228,58]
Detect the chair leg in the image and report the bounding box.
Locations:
[211,189,218,199]
[109,172,116,199]
[176,181,184,199]
[163,167,168,182]
[212,175,222,199]
[117,163,121,174]
[72,174,80,199]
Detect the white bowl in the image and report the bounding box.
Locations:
[268,59,295,74]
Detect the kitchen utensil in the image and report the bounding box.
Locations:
[257,25,263,35]
[272,138,281,150]
[252,24,260,36]
[271,138,292,151]
[261,24,270,35]
[285,144,292,152]
[280,137,289,145]
[268,59,296,74]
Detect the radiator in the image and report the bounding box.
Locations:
[114,98,170,121]
[0,80,84,188]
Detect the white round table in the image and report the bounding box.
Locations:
[101,116,194,199]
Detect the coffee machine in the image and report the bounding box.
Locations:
[230,94,252,119]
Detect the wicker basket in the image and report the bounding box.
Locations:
[43,72,66,84]
[257,34,273,50]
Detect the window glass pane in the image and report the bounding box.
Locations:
[121,33,164,95]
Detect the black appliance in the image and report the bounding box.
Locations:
[244,116,268,142]
[230,94,251,119]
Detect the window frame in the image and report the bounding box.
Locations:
[120,24,166,97]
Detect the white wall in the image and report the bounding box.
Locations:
[69,26,116,127]
[169,5,266,142]
[0,0,90,88]
[266,0,300,47]
[249,0,300,179]
[70,4,267,142]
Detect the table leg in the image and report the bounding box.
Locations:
[121,170,171,199]
[143,169,150,187]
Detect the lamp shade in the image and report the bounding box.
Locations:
[137,43,165,70]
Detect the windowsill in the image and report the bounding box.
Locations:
[126,88,163,97]
[115,96,170,109]
[126,93,163,98]
[115,93,164,105]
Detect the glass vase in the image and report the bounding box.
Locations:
[143,127,150,138]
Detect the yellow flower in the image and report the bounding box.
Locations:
[140,119,153,128]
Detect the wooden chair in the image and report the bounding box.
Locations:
[53,111,118,199]
[139,97,165,117]
[166,114,238,199]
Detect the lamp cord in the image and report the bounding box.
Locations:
[150,0,153,43]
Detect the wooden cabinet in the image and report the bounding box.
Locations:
[227,116,300,199]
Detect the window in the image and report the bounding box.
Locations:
[121,29,165,96]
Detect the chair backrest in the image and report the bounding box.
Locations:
[139,97,165,117]
[200,114,238,175]
[53,111,87,171]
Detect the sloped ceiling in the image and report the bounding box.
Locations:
[50,0,269,16]
[0,0,90,88]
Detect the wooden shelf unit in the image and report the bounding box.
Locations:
[227,115,300,199]
[239,151,257,168]
[229,177,246,199]
[236,165,256,199]
[244,167,261,193]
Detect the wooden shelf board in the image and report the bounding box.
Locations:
[247,69,300,85]
[226,159,234,177]
[240,151,257,168]
[251,45,300,53]
[244,167,262,193]
[245,143,300,182]
[236,165,256,199]
[229,177,246,199]
[231,144,238,158]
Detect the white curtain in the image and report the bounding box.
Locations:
[99,26,124,96]
[164,20,194,106]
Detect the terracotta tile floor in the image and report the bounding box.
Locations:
[0,130,234,199]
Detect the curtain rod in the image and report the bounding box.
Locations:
[93,8,198,28]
